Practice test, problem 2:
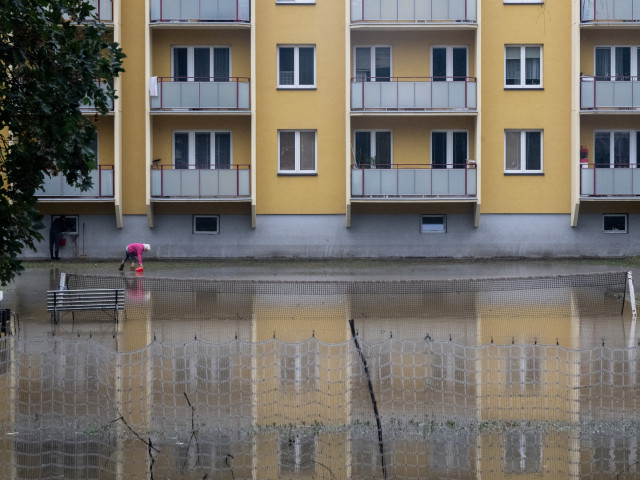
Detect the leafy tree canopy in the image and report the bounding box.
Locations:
[0,0,125,285]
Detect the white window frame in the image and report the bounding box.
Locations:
[421,215,447,234]
[505,45,542,89]
[594,46,640,80]
[193,215,220,235]
[171,45,231,81]
[278,130,317,174]
[430,46,468,81]
[431,130,469,168]
[504,130,543,173]
[172,130,232,169]
[603,214,628,233]
[353,45,392,81]
[277,45,316,88]
[593,130,638,168]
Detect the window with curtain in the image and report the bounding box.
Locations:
[354,131,391,168]
[354,46,391,82]
[432,46,468,82]
[505,45,541,88]
[278,46,316,88]
[504,130,542,173]
[431,131,469,169]
[595,46,640,81]
[278,130,317,173]
[173,131,232,169]
[595,131,635,168]
[172,46,231,82]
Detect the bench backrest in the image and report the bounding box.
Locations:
[47,289,125,312]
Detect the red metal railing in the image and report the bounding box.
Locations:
[580,162,640,197]
[151,77,251,111]
[152,164,251,198]
[38,166,115,198]
[581,0,640,22]
[580,75,639,110]
[351,163,476,198]
[352,0,476,23]
[351,76,476,111]
[151,0,250,23]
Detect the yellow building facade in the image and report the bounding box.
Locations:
[30,0,640,260]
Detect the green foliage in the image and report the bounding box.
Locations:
[0,0,125,285]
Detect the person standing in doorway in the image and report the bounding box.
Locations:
[119,243,150,271]
[49,215,66,260]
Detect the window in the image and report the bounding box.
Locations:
[173,131,232,169]
[505,45,541,88]
[52,215,79,235]
[431,130,468,168]
[505,130,542,173]
[354,46,391,81]
[504,431,542,474]
[421,215,447,234]
[354,131,391,168]
[172,46,230,82]
[193,215,220,234]
[594,131,639,168]
[603,214,628,233]
[278,46,315,88]
[595,46,639,81]
[432,46,468,81]
[278,130,316,174]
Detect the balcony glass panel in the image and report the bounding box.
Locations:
[150,78,250,111]
[581,166,640,196]
[352,0,476,22]
[581,77,640,109]
[581,0,640,21]
[151,166,250,198]
[351,78,476,111]
[37,168,114,198]
[86,0,113,22]
[351,166,476,197]
[150,0,251,22]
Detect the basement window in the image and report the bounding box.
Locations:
[52,215,79,235]
[603,214,627,233]
[421,215,447,234]
[193,215,219,234]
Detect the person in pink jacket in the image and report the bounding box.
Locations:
[119,243,150,271]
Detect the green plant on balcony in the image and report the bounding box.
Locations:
[356,155,377,169]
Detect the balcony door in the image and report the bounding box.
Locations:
[594,131,638,168]
[173,46,230,82]
[432,131,468,169]
[432,47,468,81]
[354,46,391,82]
[354,131,391,168]
[174,131,232,169]
[595,46,638,81]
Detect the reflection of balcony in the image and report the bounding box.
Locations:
[150,0,250,23]
[581,0,640,22]
[351,0,476,23]
[150,77,250,112]
[581,76,640,110]
[351,164,477,198]
[581,164,640,197]
[351,77,476,112]
[37,167,114,199]
[151,165,251,199]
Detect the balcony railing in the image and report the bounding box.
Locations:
[150,0,250,23]
[351,163,477,198]
[150,77,250,111]
[37,167,114,199]
[351,0,476,23]
[351,77,477,112]
[151,165,251,199]
[581,164,640,196]
[581,76,640,110]
[80,80,114,113]
[87,0,113,23]
[581,0,640,22]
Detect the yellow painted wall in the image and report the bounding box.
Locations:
[95,118,115,167]
[254,2,346,214]
[481,1,572,214]
[120,0,148,215]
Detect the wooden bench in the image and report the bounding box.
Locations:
[47,288,125,324]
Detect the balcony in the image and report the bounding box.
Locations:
[581,0,640,22]
[351,164,477,198]
[80,80,114,113]
[87,0,113,23]
[37,167,114,199]
[581,76,640,110]
[351,77,476,112]
[150,0,250,23]
[151,165,251,199]
[581,164,640,197]
[150,77,250,112]
[351,0,476,24]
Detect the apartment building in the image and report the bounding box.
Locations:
[30,0,640,260]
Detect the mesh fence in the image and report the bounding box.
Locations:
[3,336,640,479]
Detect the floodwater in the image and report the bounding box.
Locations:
[1,259,640,479]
